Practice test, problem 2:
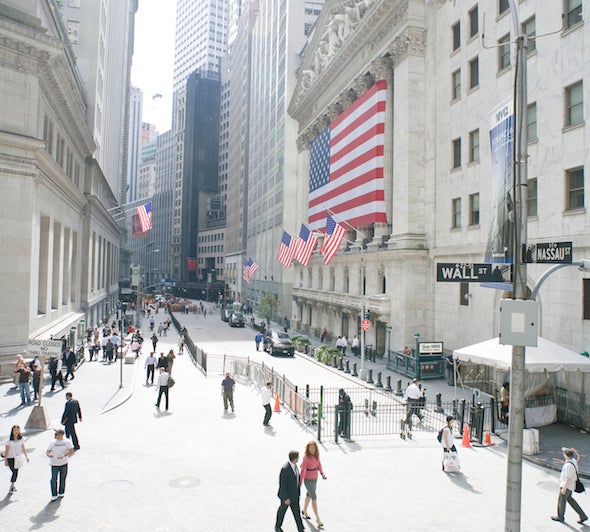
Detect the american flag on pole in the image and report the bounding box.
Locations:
[136,201,153,232]
[277,231,295,268]
[321,213,346,265]
[308,79,388,230]
[243,257,259,283]
[293,224,318,267]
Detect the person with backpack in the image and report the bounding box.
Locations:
[551,447,588,523]
[440,415,459,472]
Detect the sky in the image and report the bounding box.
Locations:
[130,0,176,133]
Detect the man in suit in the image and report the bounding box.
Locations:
[61,392,83,450]
[275,450,305,532]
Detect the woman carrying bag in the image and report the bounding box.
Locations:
[4,425,30,493]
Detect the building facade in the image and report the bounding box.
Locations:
[288,0,589,354]
[126,86,143,204]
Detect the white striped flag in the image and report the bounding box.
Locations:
[243,257,259,283]
[293,224,318,267]
[321,213,346,265]
[136,201,153,232]
[277,231,295,268]
[308,79,388,230]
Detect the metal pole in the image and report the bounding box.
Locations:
[505,2,528,530]
[360,245,367,380]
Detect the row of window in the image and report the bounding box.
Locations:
[43,115,82,187]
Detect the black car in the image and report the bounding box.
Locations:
[263,330,295,356]
[229,312,245,327]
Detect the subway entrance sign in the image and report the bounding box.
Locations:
[436,263,506,283]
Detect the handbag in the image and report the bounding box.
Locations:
[168,377,175,388]
[571,461,585,493]
[443,451,461,472]
[14,455,25,469]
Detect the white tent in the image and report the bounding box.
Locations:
[453,337,590,373]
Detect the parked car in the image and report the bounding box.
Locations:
[263,330,295,357]
[229,312,245,327]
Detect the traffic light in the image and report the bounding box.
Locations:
[364,309,371,320]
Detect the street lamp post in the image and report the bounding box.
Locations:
[386,324,392,358]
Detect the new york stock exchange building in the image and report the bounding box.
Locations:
[287,0,590,358]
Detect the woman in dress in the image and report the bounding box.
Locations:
[4,425,29,493]
[300,440,327,528]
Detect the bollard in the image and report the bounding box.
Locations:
[375,371,383,388]
[385,375,392,392]
[338,356,344,371]
[459,399,466,436]
[352,362,358,377]
[306,384,310,399]
[489,397,496,434]
[345,360,351,374]
[434,392,444,413]
[367,369,374,384]
[394,378,402,396]
[334,406,339,443]
[332,355,338,368]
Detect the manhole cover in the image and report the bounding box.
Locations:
[169,476,201,489]
[100,480,133,492]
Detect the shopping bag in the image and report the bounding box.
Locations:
[443,451,460,472]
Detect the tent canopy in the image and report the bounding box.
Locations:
[453,337,590,373]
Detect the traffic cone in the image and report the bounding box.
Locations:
[274,394,281,413]
[484,431,495,446]
[461,424,472,448]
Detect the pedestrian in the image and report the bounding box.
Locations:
[166,349,176,376]
[4,425,29,493]
[64,346,76,381]
[130,337,141,358]
[404,378,424,430]
[46,428,74,501]
[320,327,327,344]
[157,323,163,336]
[335,336,342,352]
[255,332,263,351]
[32,363,41,401]
[221,372,235,412]
[178,334,185,354]
[155,367,170,411]
[275,450,305,532]
[13,354,25,389]
[351,335,359,356]
[445,354,455,386]
[110,331,121,359]
[151,332,158,352]
[157,352,168,372]
[15,362,31,406]
[500,382,510,424]
[337,388,352,438]
[145,352,157,385]
[61,392,82,451]
[261,382,273,426]
[300,441,327,528]
[49,356,65,391]
[105,338,114,363]
[341,335,348,356]
[551,447,588,524]
[440,415,458,472]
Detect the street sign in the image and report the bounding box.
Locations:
[526,241,573,264]
[27,339,62,359]
[418,342,443,355]
[436,263,508,283]
[361,319,370,331]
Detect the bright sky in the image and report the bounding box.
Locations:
[131,0,176,133]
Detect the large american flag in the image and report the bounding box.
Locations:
[136,201,153,232]
[293,224,318,267]
[277,231,295,268]
[308,79,388,230]
[321,213,346,265]
[243,257,259,283]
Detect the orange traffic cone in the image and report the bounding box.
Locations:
[484,431,495,446]
[461,424,472,448]
[274,394,281,413]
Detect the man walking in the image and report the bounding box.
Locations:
[47,429,74,500]
[145,352,157,385]
[155,367,170,411]
[261,382,273,426]
[404,378,424,430]
[61,392,82,450]
[255,332,263,351]
[221,372,236,412]
[551,447,588,524]
[49,356,65,391]
[275,450,305,532]
[64,347,76,381]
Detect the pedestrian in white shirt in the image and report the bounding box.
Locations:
[551,447,588,524]
[155,367,170,410]
[341,336,348,356]
[403,378,424,430]
[46,428,74,500]
[145,353,157,385]
[261,382,273,426]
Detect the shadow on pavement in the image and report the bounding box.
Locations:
[29,499,61,529]
[445,471,481,493]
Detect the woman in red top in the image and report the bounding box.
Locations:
[300,440,327,528]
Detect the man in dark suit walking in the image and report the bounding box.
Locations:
[61,392,83,450]
[275,450,305,532]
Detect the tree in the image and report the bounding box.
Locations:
[257,292,277,322]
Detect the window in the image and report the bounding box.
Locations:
[565,81,583,127]
[460,282,469,306]
[499,0,509,15]
[469,5,479,37]
[469,193,480,225]
[67,20,80,43]
[566,167,584,210]
[527,102,537,141]
[584,279,590,320]
[452,69,461,100]
[452,138,461,168]
[527,178,538,216]
[566,0,583,29]
[452,198,461,228]
[469,56,479,88]
[469,129,480,162]
[498,34,511,70]
[452,21,461,51]
[522,16,536,53]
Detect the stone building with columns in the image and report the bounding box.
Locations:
[288,0,590,355]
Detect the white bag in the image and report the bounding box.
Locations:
[443,451,460,472]
[14,455,25,469]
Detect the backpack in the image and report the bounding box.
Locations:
[48,358,58,375]
[437,427,445,443]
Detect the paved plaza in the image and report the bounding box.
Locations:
[0,310,588,531]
